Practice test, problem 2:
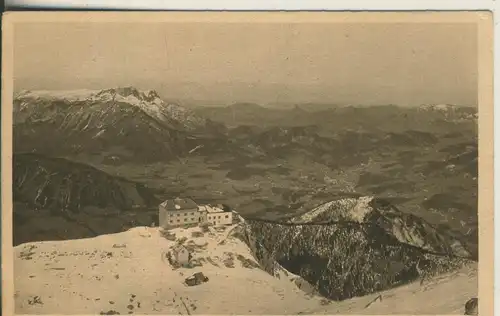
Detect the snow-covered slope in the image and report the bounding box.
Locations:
[14,226,324,315]
[14,225,477,315]
[308,262,477,315]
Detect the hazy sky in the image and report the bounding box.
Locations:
[14,22,477,106]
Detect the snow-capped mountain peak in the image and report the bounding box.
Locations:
[16,89,101,102]
[16,87,166,121]
[16,86,162,102]
[418,103,478,121]
[419,104,455,112]
[14,87,216,132]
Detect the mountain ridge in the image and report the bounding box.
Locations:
[14,87,229,163]
[13,153,160,245]
[15,87,223,133]
[239,195,473,301]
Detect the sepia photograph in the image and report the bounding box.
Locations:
[1,11,494,315]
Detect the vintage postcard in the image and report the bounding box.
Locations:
[1,11,494,315]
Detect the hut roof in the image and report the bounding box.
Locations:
[160,198,198,211]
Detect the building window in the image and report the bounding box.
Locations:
[177,219,180,222]
[225,215,229,218]
[184,218,187,222]
[170,220,173,223]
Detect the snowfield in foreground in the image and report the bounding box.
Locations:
[14,226,477,315]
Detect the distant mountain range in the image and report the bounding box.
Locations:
[13,86,477,166]
[194,102,477,132]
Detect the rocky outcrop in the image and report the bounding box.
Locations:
[464,297,478,315]
[184,272,209,286]
[240,196,473,301]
